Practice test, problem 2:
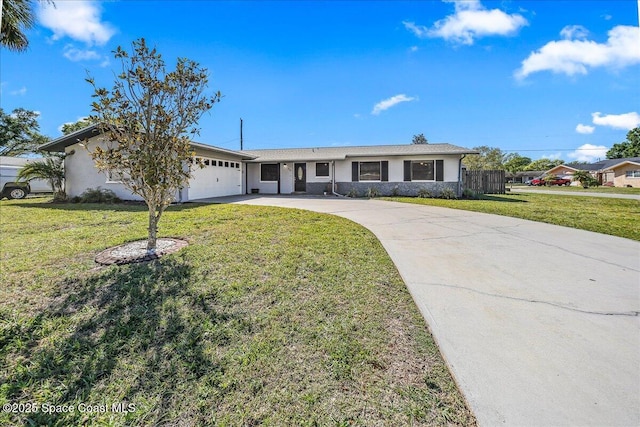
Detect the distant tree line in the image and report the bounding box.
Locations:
[461,127,640,173]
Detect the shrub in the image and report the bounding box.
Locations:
[366,187,380,198]
[391,185,400,197]
[439,188,457,199]
[76,187,121,203]
[417,188,432,198]
[347,187,359,198]
[462,188,479,199]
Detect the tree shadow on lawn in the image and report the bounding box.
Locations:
[1,258,243,426]
[478,194,528,203]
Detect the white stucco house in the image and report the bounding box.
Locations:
[40,124,478,200]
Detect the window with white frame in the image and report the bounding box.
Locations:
[359,162,381,181]
[625,170,640,178]
[261,164,279,181]
[404,159,443,182]
[316,162,329,177]
[107,170,130,183]
[411,160,435,181]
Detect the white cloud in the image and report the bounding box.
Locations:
[423,0,528,45]
[410,46,419,52]
[38,1,115,46]
[371,94,416,115]
[10,86,27,96]
[568,144,608,163]
[403,21,429,38]
[575,124,595,134]
[515,25,640,79]
[560,25,589,40]
[592,111,640,130]
[63,45,101,61]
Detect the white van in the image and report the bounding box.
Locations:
[0,156,51,199]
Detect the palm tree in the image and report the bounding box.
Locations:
[1,0,54,52]
[572,170,591,188]
[17,156,65,197]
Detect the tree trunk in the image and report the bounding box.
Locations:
[147,204,158,253]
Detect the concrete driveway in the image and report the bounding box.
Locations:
[214,195,640,426]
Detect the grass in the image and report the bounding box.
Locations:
[509,184,640,195]
[383,192,640,241]
[0,198,475,426]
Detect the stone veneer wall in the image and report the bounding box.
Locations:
[305,182,334,194]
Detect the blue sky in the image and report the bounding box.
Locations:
[1,0,639,162]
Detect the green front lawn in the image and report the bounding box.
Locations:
[384,192,640,241]
[510,184,640,194]
[0,199,474,426]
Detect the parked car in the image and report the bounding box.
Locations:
[530,176,571,186]
[0,156,51,199]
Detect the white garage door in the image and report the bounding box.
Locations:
[188,158,242,200]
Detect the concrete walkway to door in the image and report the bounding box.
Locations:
[205,195,640,426]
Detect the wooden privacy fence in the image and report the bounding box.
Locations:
[464,170,506,194]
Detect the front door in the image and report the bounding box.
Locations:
[294,163,306,192]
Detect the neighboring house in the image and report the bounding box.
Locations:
[545,157,640,187]
[40,124,478,200]
[606,160,640,187]
[505,171,545,184]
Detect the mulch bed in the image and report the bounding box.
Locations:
[95,238,188,265]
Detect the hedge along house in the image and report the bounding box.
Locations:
[242,144,478,197]
[39,124,255,201]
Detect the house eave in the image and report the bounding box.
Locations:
[38,124,255,160]
[39,124,101,152]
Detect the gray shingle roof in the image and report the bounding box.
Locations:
[563,157,640,171]
[39,124,253,159]
[242,143,477,162]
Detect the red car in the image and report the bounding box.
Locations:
[530,176,571,186]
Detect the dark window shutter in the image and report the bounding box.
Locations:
[352,162,359,182]
[404,161,411,181]
[436,160,444,181]
[381,161,389,181]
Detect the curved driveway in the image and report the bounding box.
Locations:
[220,195,640,426]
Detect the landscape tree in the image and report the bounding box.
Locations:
[17,156,65,197]
[411,133,428,144]
[0,107,49,155]
[464,146,506,170]
[1,0,53,52]
[60,117,94,135]
[606,127,640,159]
[86,38,221,252]
[524,158,564,171]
